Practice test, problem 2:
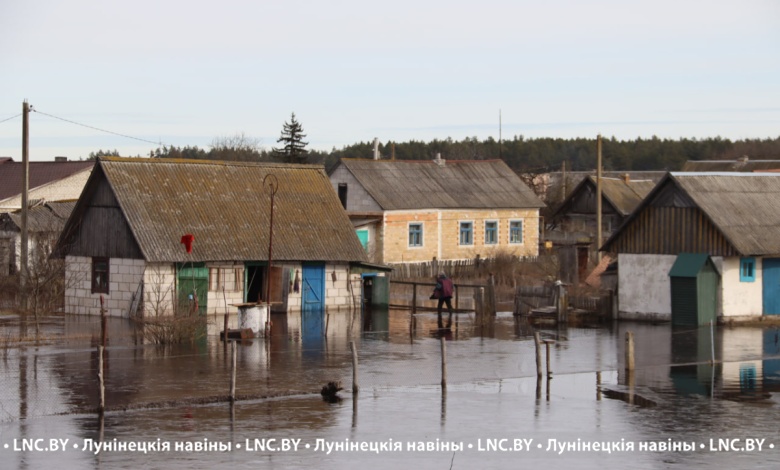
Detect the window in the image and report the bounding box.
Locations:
[740,257,755,282]
[509,220,524,244]
[356,229,369,251]
[485,221,498,245]
[91,257,109,294]
[459,221,473,246]
[408,223,423,247]
[338,183,348,209]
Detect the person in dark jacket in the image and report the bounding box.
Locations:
[433,272,454,329]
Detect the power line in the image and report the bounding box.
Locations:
[0,113,22,125]
[31,108,165,147]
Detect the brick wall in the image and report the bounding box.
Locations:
[383,209,540,263]
[65,255,145,317]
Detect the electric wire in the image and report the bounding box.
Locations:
[0,113,22,125]
[31,108,165,147]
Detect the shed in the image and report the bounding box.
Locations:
[668,253,720,326]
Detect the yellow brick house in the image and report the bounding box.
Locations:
[329,156,545,264]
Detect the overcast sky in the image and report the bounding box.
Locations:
[1,0,778,161]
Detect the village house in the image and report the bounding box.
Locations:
[546,175,657,283]
[0,157,93,211]
[328,156,545,265]
[53,157,371,321]
[0,201,75,276]
[601,172,780,323]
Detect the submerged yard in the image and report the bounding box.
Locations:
[1,309,779,469]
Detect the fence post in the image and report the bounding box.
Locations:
[440,337,447,390]
[412,283,417,315]
[230,341,237,402]
[350,341,359,394]
[534,332,543,379]
[97,345,105,414]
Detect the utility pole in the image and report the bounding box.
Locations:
[20,100,30,309]
[596,135,603,264]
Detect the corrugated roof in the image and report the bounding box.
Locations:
[681,159,780,172]
[6,201,75,232]
[339,159,544,210]
[592,176,657,216]
[0,159,94,200]
[604,173,780,256]
[81,158,368,263]
[670,173,780,255]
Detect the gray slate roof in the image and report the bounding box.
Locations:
[681,159,780,172]
[670,173,780,256]
[338,159,544,210]
[67,158,368,263]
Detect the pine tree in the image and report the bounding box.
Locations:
[273,112,309,164]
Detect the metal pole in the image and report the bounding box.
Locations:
[20,101,30,308]
[263,174,278,323]
[596,134,603,263]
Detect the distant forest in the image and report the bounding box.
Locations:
[101,135,780,174]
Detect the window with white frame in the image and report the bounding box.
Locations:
[509,220,524,244]
[485,221,498,245]
[460,221,474,246]
[408,223,423,247]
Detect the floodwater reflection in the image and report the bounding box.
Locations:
[1,310,779,468]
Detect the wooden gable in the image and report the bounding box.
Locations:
[56,165,144,259]
[602,177,738,256]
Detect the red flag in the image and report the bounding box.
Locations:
[180,234,194,253]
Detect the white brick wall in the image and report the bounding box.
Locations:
[64,255,145,317]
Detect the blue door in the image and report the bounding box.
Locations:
[302,263,325,337]
[763,258,780,315]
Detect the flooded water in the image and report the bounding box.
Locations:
[1,309,780,469]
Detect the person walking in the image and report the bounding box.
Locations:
[432,272,454,329]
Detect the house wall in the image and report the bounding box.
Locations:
[324,262,359,310]
[721,257,763,318]
[65,255,145,317]
[329,165,382,212]
[204,263,245,316]
[383,209,540,263]
[355,221,381,264]
[617,253,676,321]
[141,263,176,316]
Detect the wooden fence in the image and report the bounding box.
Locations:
[388,255,540,280]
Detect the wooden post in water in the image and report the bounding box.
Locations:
[625,331,635,372]
[97,345,105,413]
[440,337,447,390]
[412,283,417,315]
[350,341,359,394]
[534,332,543,379]
[543,340,554,377]
[229,341,237,402]
[223,313,229,342]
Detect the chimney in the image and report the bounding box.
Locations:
[737,155,749,163]
[434,152,446,167]
[372,138,380,160]
[621,173,630,184]
[54,156,68,162]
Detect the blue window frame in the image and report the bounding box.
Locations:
[740,257,755,282]
[485,221,498,245]
[509,220,523,244]
[460,221,473,246]
[408,223,423,247]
